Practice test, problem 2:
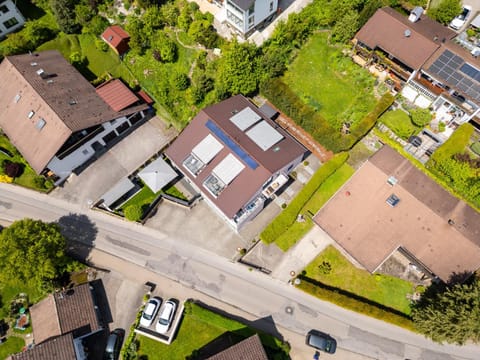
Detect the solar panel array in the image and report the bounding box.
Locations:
[427,49,480,101]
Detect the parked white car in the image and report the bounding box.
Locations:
[156,300,176,334]
[450,5,472,30]
[140,298,161,327]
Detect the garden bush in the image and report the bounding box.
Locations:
[379,110,417,139]
[428,123,474,165]
[260,153,348,244]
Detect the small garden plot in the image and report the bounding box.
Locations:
[378,109,421,139]
[135,301,289,360]
[301,246,414,315]
[283,32,376,130]
[0,135,52,191]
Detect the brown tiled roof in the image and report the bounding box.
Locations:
[207,334,268,360]
[30,283,101,345]
[96,79,139,112]
[5,50,118,131]
[11,333,76,360]
[101,25,130,55]
[165,95,306,219]
[314,145,480,282]
[30,294,61,344]
[355,7,455,70]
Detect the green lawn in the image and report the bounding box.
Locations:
[379,110,419,139]
[137,302,289,359]
[120,186,158,211]
[283,32,376,129]
[274,163,354,251]
[303,246,414,315]
[37,33,136,85]
[0,278,46,319]
[0,335,25,359]
[0,135,51,192]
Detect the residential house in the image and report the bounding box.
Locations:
[207,334,268,360]
[0,50,150,184]
[0,0,25,38]
[224,0,278,37]
[8,282,108,360]
[314,145,480,283]
[165,95,306,230]
[101,25,130,56]
[354,7,480,129]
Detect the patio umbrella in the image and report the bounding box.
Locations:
[138,157,177,193]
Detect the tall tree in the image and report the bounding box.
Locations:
[428,0,462,25]
[0,219,72,291]
[412,278,480,344]
[50,0,80,33]
[216,41,259,96]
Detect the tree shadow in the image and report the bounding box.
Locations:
[57,213,98,263]
[447,271,474,286]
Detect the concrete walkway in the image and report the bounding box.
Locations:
[271,226,334,281]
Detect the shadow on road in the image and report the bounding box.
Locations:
[57,213,98,263]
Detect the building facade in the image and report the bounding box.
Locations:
[0,0,25,38]
[224,0,278,37]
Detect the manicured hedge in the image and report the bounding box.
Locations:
[297,278,415,331]
[261,78,394,152]
[260,153,348,244]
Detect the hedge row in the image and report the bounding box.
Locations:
[297,278,415,331]
[260,78,394,152]
[260,152,348,244]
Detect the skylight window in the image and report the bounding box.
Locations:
[35,118,46,131]
[28,110,35,119]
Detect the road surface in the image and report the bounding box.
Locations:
[0,183,478,360]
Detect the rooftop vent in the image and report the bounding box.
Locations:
[108,35,113,41]
[408,6,423,23]
[36,68,48,79]
[404,29,411,38]
[30,62,37,67]
[69,99,77,105]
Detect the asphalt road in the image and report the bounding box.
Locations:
[1,183,479,360]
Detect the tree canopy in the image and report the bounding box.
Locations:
[428,0,462,25]
[412,277,480,344]
[0,219,74,292]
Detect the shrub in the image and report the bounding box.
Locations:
[171,72,190,91]
[0,174,13,183]
[2,160,22,178]
[410,108,432,127]
[95,38,109,52]
[379,110,417,139]
[124,204,143,222]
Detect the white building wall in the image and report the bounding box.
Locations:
[0,0,25,38]
[224,0,278,35]
[253,0,278,27]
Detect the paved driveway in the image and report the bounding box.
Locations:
[51,117,177,209]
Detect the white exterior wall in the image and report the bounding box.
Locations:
[224,0,278,35]
[0,0,25,38]
[47,112,144,184]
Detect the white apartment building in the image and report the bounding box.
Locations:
[224,0,278,37]
[0,0,25,38]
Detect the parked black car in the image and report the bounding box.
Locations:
[306,330,337,354]
[104,328,125,360]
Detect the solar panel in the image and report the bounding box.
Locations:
[460,63,478,77]
[205,119,258,170]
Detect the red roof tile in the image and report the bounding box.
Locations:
[96,79,139,112]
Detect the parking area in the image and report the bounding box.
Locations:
[50,116,177,209]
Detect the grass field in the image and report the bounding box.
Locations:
[137,302,289,359]
[0,335,24,359]
[378,110,419,139]
[303,246,414,314]
[37,33,136,85]
[283,32,376,129]
[274,163,354,251]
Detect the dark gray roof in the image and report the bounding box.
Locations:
[230,0,255,10]
[6,50,118,132]
[207,334,268,360]
[10,333,76,360]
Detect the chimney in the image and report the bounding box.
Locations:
[408,6,424,23]
[404,29,411,38]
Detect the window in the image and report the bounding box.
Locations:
[28,110,35,119]
[35,118,46,131]
[387,176,398,186]
[386,194,400,207]
[248,16,254,27]
[13,94,21,103]
[270,1,274,12]
[0,5,9,14]
[3,17,19,29]
[248,5,254,15]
